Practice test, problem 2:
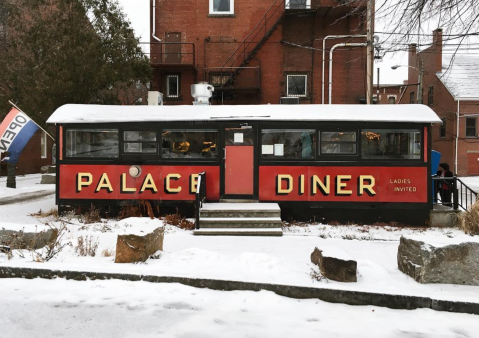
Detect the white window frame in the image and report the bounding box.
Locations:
[167,75,179,98]
[41,131,47,159]
[287,74,308,98]
[209,0,234,15]
[285,0,311,9]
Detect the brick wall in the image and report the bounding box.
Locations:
[151,0,367,105]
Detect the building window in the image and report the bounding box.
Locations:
[66,129,119,158]
[320,131,357,155]
[440,118,446,138]
[410,91,415,104]
[162,129,218,158]
[428,86,434,106]
[167,75,179,98]
[261,129,315,159]
[361,129,421,160]
[41,131,47,159]
[286,74,307,97]
[285,0,311,9]
[388,96,396,104]
[123,131,157,154]
[466,117,477,137]
[209,0,234,15]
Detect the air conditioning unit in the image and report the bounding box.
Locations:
[280,97,300,104]
[148,91,163,106]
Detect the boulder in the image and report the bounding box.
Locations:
[40,174,56,184]
[311,247,357,282]
[115,227,164,263]
[397,236,479,286]
[0,229,58,250]
[41,165,56,174]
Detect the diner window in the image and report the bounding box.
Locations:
[261,129,315,159]
[167,75,179,98]
[440,119,446,138]
[410,91,415,104]
[162,129,218,158]
[209,0,234,14]
[66,129,119,158]
[123,131,157,154]
[466,117,477,137]
[287,74,307,97]
[41,131,47,159]
[428,86,434,106]
[320,131,357,155]
[361,129,421,160]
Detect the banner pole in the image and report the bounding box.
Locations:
[8,100,55,141]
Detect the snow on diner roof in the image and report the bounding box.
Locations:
[47,104,441,124]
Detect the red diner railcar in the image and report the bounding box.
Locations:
[47,104,441,225]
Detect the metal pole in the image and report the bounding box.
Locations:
[366,0,375,104]
[376,67,380,103]
[453,176,458,210]
[417,59,423,104]
[455,99,460,174]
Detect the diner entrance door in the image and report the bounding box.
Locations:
[223,126,255,197]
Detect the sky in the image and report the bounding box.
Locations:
[117,0,411,85]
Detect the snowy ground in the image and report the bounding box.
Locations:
[1,183,479,336]
[1,193,479,304]
[0,174,54,199]
[1,278,477,338]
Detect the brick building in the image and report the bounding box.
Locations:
[373,84,407,104]
[398,29,479,176]
[150,0,370,105]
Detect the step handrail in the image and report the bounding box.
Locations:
[432,176,477,211]
[195,172,207,230]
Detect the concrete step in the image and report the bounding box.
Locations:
[201,209,281,218]
[199,217,282,229]
[194,228,283,236]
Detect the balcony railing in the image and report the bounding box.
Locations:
[144,42,196,67]
[204,67,261,90]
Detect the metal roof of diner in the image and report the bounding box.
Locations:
[47,104,442,124]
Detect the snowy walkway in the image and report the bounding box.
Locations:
[0,278,477,338]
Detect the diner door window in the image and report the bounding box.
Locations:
[224,126,254,196]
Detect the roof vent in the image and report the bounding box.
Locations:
[191,82,214,105]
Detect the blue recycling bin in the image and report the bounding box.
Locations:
[431,150,441,203]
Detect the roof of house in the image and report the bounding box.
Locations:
[438,52,479,99]
[47,104,441,124]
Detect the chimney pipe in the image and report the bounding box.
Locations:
[433,28,443,73]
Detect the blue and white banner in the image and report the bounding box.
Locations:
[0,108,39,163]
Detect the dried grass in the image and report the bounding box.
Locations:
[459,199,479,235]
[119,201,155,220]
[29,208,60,220]
[164,210,195,230]
[75,235,99,257]
[81,205,102,224]
[101,248,114,257]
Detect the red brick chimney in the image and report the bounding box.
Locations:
[433,28,443,73]
[408,43,417,83]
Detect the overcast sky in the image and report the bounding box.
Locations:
[117,0,410,85]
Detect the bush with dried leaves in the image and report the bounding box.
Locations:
[75,235,99,257]
[459,199,479,236]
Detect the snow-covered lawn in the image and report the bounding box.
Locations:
[0,174,54,199]
[1,193,479,304]
[0,278,477,338]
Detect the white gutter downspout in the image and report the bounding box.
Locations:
[152,0,162,42]
[329,42,367,104]
[318,35,367,104]
[455,99,460,174]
